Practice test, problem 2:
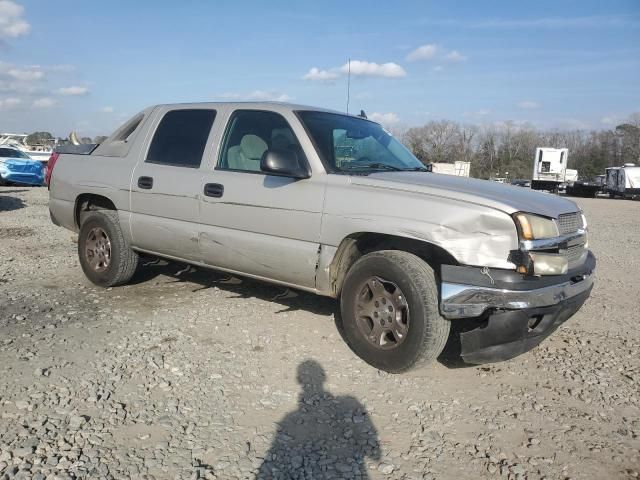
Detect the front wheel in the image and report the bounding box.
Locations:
[340,250,450,373]
[78,210,138,287]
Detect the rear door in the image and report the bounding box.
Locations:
[198,108,325,288]
[130,106,221,260]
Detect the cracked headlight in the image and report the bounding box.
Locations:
[513,213,559,240]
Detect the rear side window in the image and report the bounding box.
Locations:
[146,109,216,168]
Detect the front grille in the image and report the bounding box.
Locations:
[557,212,583,235]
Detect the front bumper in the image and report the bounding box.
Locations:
[0,171,44,186]
[440,251,596,363]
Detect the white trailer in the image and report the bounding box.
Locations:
[531,147,569,192]
[565,169,579,183]
[427,161,471,177]
[606,164,640,198]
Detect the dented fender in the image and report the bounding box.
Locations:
[319,175,520,278]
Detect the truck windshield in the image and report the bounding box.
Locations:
[297,111,426,174]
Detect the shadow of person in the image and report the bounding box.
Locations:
[256,360,381,479]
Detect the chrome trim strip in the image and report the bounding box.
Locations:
[440,271,594,319]
[520,228,586,251]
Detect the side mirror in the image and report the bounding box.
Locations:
[260,148,310,179]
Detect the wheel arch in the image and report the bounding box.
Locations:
[324,232,459,297]
[74,193,117,228]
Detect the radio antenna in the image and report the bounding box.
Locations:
[346,58,351,114]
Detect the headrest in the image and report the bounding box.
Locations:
[240,134,268,160]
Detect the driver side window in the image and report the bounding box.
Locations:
[218,110,304,173]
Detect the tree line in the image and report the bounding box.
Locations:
[401,113,640,180]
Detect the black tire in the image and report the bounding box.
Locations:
[78,210,138,287]
[339,250,450,373]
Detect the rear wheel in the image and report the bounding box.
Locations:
[340,250,450,373]
[78,210,138,287]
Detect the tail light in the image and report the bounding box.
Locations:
[45,152,59,187]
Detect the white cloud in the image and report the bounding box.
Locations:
[444,50,468,62]
[599,114,635,127]
[369,112,400,126]
[553,118,590,130]
[340,60,406,78]
[406,44,438,61]
[32,97,57,108]
[517,100,540,109]
[303,67,340,81]
[57,85,88,96]
[304,60,406,82]
[220,90,292,102]
[99,106,114,113]
[0,0,30,39]
[7,66,43,81]
[246,90,291,102]
[0,96,21,109]
[464,109,492,117]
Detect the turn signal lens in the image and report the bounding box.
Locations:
[515,213,533,240]
[513,213,559,240]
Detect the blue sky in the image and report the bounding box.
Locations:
[0,0,638,136]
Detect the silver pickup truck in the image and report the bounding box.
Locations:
[48,102,595,372]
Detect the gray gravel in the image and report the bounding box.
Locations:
[1,186,639,480]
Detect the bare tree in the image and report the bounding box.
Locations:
[401,111,640,180]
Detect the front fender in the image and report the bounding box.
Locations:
[320,180,519,270]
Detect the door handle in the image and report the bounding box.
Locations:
[204,183,224,198]
[138,176,153,189]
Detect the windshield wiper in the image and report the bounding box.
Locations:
[342,162,404,172]
[401,166,429,172]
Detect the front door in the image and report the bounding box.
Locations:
[199,109,325,289]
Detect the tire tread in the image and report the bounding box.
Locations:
[340,250,450,373]
[79,210,138,287]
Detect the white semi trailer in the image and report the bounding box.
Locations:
[426,161,471,177]
[531,147,569,192]
[606,164,640,199]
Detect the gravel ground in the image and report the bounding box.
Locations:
[0,186,639,480]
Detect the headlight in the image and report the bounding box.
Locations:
[513,213,559,240]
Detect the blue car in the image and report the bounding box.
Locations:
[0,146,45,186]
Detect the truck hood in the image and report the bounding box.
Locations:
[353,172,579,218]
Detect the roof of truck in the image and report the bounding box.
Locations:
[152,101,369,119]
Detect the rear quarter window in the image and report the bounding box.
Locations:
[92,109,151,157]
[146,109,216,168]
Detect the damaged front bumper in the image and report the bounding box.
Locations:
[440,251,595,363]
